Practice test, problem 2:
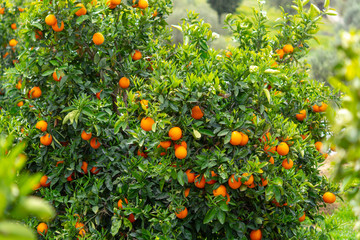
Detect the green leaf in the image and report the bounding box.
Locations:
[265,185,274,201]
[31,22,43,31]
[76,15,89,25]
[177,170,184,186]
[217,210,226,224]
[324,0,330,8]
[114,119,122,134]
[110,219,122,236]
[203,208,217,224]
[263,88,271,103]
[41,70,54,76]
[224,132,231,145]
[217,129,229,137]
[193,129,201,139]
[0,221,36,240]
[198,129,215,137]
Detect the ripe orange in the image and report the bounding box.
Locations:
[271,61,278,67]
[36,120,48,132]
[67,173,74,181]
[140,117,155,131]
[174,141,187,150]
[296,110,306,121]
[75,3,87,16]
[282,159,293,169]
[140,99,148,108]
[269,156,274,164]
[191,106,204,120]
[53,71,62,81]
[277,142,289,156]
[17,101,24,107]
[175,146,187,159]
[261,178,268,187]
[159,141,171,149]
[242,173,254,186]
[132,50,142,60]
[11,23,17,30]
[226,50,232,58]
[184,188,190,197]
[175,207,188,219]
[213,185,227,197]
[81,130,92,140]
[230,131,242,146]
[261,132,271,142]
[248,182,256,188]
[40,134,52,146]
[315,141,322,151]
[128,213,135,223]
[0,7,4,15]
[37,223,48,236]
[52,21,64,32]
[40,175,50,187]
[119,77,130,89]
[323,192,336,204]
[250,229,262,240]
[90,166,100,174]
[35,30,43,39]
[117,198,128,209]
[138,0,149,9]
[312,104,320,112]
[299,212,306,222]
[29,86,42,98]
[78,229,86,238]
[228,174,241,189]
[205,171,218,184]
[96,90,102,100]
[276,49,284,59]
[152,9,158,17]
[169,127,182,140]
[93,32,104,45]
[9,39,18,47]
[264,144,277,153]
[194,175,205,188]
[106,0,117,9]
[19,7,24,12]
[56,161,64,167]
[283,44,294,54]
[81,161,88,174]
[111,0,121,4]
[319,102,328,112]
[45,14,57,26]
[75,222,84,229]
[239,132,249,146]
[186,169,195,183]
[90,137,101,149]
[91,0,98,5]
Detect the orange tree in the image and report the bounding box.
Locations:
[0,0,341,239]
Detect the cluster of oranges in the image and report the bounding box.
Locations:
[272,44,295,67]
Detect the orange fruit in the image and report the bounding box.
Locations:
[299,212,306,222]
[225,51,232,57]
[174,141,187,150]
[40,175,50,187]
[276,49,284,59]
[81,130,92,140]
[0,8,4,14]
[137,148,147,158]
[45,14,57,26]
[271,61,278,67]
[9,39,18,47]
[56,161,64,167]
[128,213,135,223]
[191,106,204,120]
[111,0,121,4]
[40,134,52,146]
[261,132,271,142]
[90,166,100,174]
[11,23,17,30]
[323,192,336,204]
[117,198,128,209]
[138,0,148,9]
[29,86,42,98]
[269,156,274,164]
[315,141,322,151]
[175,146,187,159]
[91,0,98,5]
[194,175,205,188]
[75,3,87,16]
[282,159,293,169]
[119,77,130,89]
[205,171,218,184]
[36,120,48,132]
[301,135,307,140]
[230,131,242,146]
[19,7,24,12]
[261,178,268,187]
[152,9,158,17]
[53,71,62,81]
[312,104,320,112]
[264,144,277,153]
[186,169,195,183]
[75,222,84,229]
[160,141,171,149]
[169,127,182,140]
[283,44,294,54]
[96,90,102,100]
[93,32,104,45]
[78,229,86,237]
[140,117,155,131]
[140,99,148,108]
[213,185,227,197]
[81,161,88,174]
[52,21,64,32]
[90,137,101,149]
[277,142,289,156]
[66,173,74,181]
[228,174,241,189]
[239,132,249,146]
[175,207,188,219]
[248,182,256,188]
[132,50,142,60]
[106,0,117,9]
[319,102,328,112]
[296,110,306,121]
[37,223,48,236]
[35,30,43,39]
[242,173,254,186]
[225,193,230,204]
[17,101,24,107]
[184,188,190,197]
[250,229,262,240]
